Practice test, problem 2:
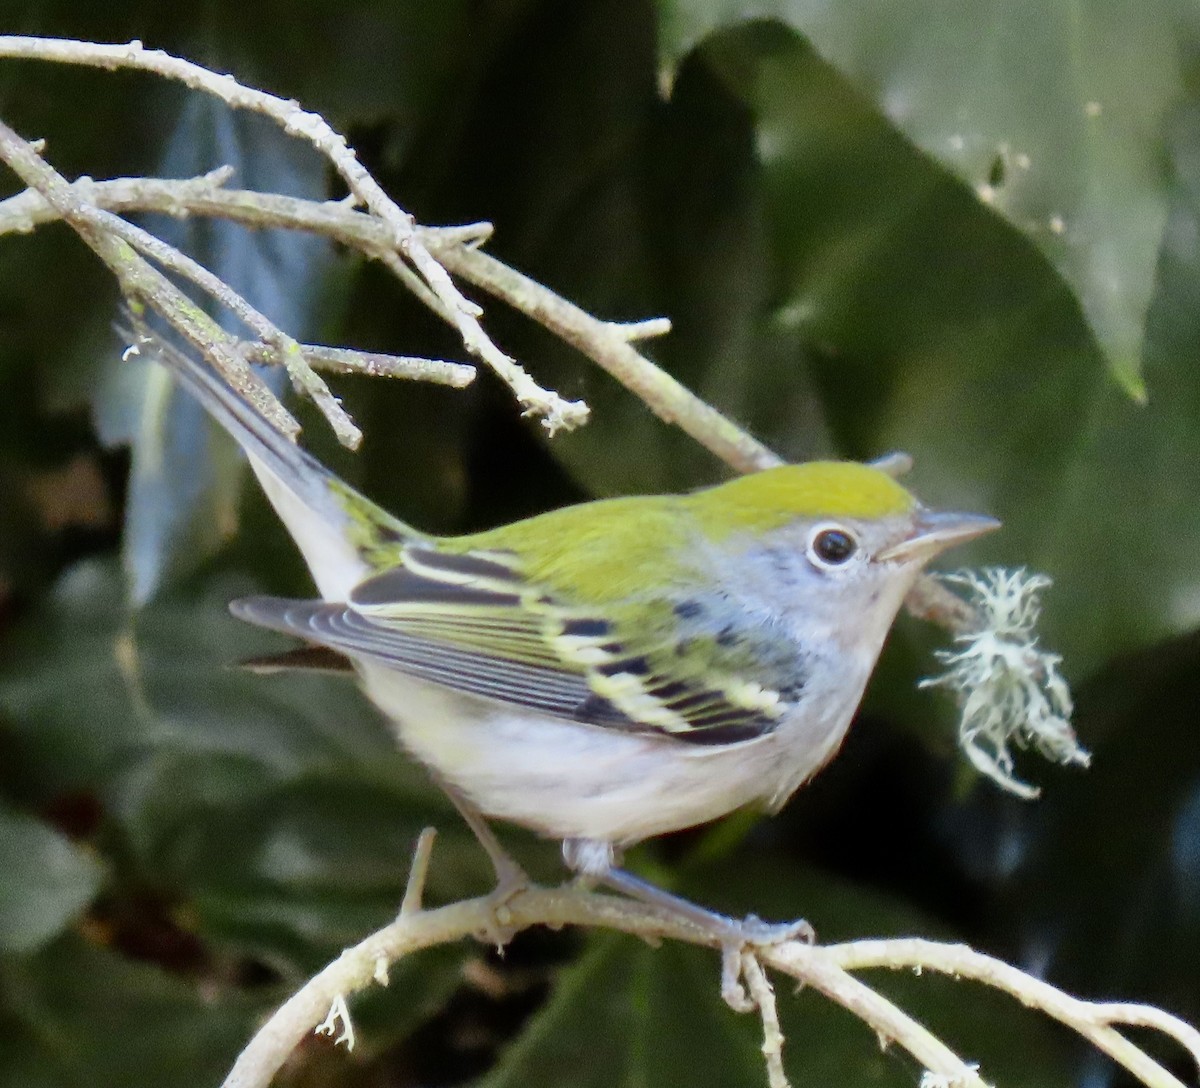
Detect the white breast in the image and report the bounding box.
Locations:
[356,655,869,846]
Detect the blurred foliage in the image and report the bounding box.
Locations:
[0,2,1198,1087]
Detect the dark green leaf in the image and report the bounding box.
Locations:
[0,937,253,1088]
[624,27,1200,676]
[659,0,1185,394]
[0,560,398,796]
[478,934,764,1088]
[0,808,103,954]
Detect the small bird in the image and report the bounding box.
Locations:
[128,326,997,942]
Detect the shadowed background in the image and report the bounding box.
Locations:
[0,3,1197,1085]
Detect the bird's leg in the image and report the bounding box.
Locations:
[562,838,815,947]
[434,774,529,900]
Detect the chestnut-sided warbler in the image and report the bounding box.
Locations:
[129,327,997,939]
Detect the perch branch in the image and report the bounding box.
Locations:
[827,939,1200,1085]
[220,881,988,1088]
[220,863,1197,1088]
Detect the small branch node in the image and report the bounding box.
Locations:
[423,221,494,248]
[920,1064,984,1088]
[314,994,355,1051]
[606,316,673,341]
[399,827,437,918]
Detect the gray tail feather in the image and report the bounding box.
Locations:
[118,318,349,523]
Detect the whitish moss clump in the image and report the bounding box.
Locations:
[922,568,1089,800]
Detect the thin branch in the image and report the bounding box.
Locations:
[0,173,778,472]
[220,883,989,1088]
[399,828,438,918]
[437,245,781,472]
[90,197,361,445]
[825,938,1200,1088]
[0,34,586,433]
[742,952,790,1088]
[0,122,301,441]
[1091,1003,1200,1071]
[242,342,474,386]
[214,871,1200,1088]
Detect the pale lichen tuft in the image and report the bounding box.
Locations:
[921,568,1089,800]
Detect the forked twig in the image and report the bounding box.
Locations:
[0,34,586,433]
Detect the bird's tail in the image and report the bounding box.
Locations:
[122,321,417,600]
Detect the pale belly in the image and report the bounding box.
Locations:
[357,659,865,846]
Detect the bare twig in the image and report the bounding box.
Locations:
[437,245,781,472]
[1091,1003,1200,1071]
[0,121,301,441]
[827,939,1200,1087]
[242,342,474,386]
[399,828,438,918]
[0,34,586,433]
[217,860,1199,1088]
[88,197,361,444]
[742,952,790,1088]
[0,173,778,472]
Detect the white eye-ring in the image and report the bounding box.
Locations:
[806,522,860,571]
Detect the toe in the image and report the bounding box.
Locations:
[739,914,816,946]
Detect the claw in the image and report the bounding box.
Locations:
[735,914,816,947]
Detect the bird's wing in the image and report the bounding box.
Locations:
[232,543,804,745]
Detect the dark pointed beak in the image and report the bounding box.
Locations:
[877,509,1001,564]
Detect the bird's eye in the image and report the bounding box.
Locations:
[808,525,858,569]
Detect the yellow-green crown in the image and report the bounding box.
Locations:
[689,461,916,537]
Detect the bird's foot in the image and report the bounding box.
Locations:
[479,861,530,948]
[432,777,531,946]
[732,913,816,947]
[562,839,816,950]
